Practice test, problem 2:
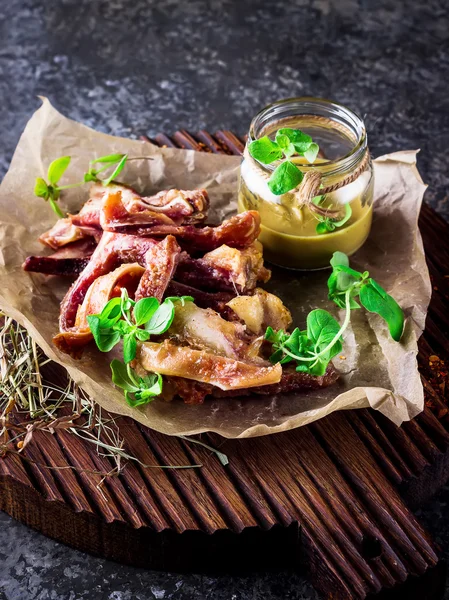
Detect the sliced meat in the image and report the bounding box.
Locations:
[165,281,236,318]
[168,301,256,361]
[71,182,209,230]
[111,210,261,252]
[134,235,181,302]
[53,263,146,356]
[175,241,270,293]
[101,184,209,229]
[59,233,160,330]
[164,364,340,404]
[39,218,101,250]
[23,238,96,277]
[70,183,105,228]
[136,340,282,391]
[59,233,183,332]
[227,288,292,335]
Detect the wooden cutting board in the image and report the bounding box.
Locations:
[1,130,449,600]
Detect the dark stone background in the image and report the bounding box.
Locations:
[1,0,448,598]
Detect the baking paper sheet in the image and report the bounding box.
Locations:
[0,99,430,438]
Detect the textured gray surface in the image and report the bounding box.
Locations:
[1,0,449,599]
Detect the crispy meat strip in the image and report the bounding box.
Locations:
[53,263,145,357]
[134,236,181,302]
[165,281,236,318]
[59,233,180,331]
[55,235,180,355]
[23,239,96,277]
[39,218,101,250]
[175,241,270,293]
[70,184,105,228]
[101,184,209,229]
[108,210,261,252]
[136,340,282,391]
[167,302,259,362]
[70,183,209,229]
[164,364,340,404]
[56,229,266,331]
[227,288,292,335]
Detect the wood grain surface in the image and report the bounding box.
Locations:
[1,130,448,600]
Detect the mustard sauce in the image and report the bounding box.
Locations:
[239,103,374,270]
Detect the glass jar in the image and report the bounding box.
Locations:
[238,97,374,270]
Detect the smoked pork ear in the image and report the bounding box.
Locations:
[114,210,261,252]
[39,218,101,249]
[174,240,269,294]
[22,238,97,277]
[53,262,145,357]
[134,236,180,302]
[136,340,282,391]
[227,288,292,335]
[164,365,341,404]
[71,183,210,229]
[101,185,210,230]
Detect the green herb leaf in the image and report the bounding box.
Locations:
[306,309,342,354]
[316,220,334,234]
[87,315,122,352]
[84,172,98,183]
[110,359,139,392]
[124,373,163,407]
[102,154,128,186]
[98,297,123,328]
[275,132,296,158]
[268,160,304,195]
[120,288,134,311]
[333,203,352,228]
[48,198,64,218]
[359,279,404,341]
[165,295,194,306]
[308,357,330,377]
[123,332,137,363]
[278,128,313,153]
[92,153,127,164]
[135,329,151,341]
[331,251,350,268]
[248,137,283,165]
[111,360,162,407]
[47,156,71,185]
[275,132,291,151]
[34,177,49,199]
[134,297,159,326]
[304,143,319,163]
[144,298,175,335]
[96,329,121,352]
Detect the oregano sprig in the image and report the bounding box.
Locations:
[34,153,152,217]
[86,291,193,407]
[313,196,353,235]
[110,359,163,407]
[248,127,320,196]
[264,252,405,375]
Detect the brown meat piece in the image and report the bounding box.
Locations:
[164,364,340,404]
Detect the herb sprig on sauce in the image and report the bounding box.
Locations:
[264,252,404,375]
[313,195,353,235]
[248,128,320,195]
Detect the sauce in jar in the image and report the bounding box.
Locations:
[238,99,374,270]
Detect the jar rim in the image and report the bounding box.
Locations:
[248,97,367,177]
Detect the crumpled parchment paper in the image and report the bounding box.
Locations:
[0,99,430,438]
